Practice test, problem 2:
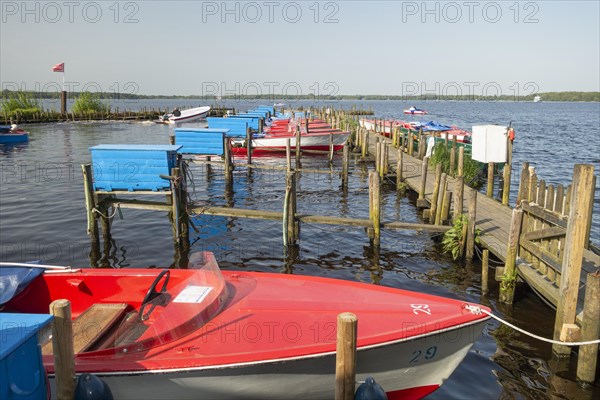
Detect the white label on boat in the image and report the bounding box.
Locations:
[173,285,213,303]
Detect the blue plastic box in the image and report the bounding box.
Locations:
[175,128,228,155]
[0,313,53,400]
[90,144,182,191]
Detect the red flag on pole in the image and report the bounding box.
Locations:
[52,63,64,72]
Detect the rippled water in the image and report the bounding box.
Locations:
[1,100,598,399]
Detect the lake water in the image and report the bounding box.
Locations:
[1,100,598,398]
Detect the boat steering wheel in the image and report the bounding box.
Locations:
[139,269,170,321]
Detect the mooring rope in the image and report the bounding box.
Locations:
[464,304,600,346]
[92,204,120,220]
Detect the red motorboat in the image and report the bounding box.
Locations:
[0,253,489,399]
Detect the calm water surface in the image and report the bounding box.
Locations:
[1,100,598,399]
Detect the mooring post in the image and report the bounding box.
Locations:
[329,133,334,163]
[61,91,67,115]
[50,299,75,400]
[502,163,511,205]
[499,208,524,304]
[369,171,381,246]
[435,173,447,225]
[453,176,464,222]
[246,126,253,165]
[335,312,357,400]
[375,139,381,174]
[482,249,489,293]
[341,143,349,189]
[487,162,494,198]
[169,135,175,145]
[417,130,423,159]
[361,130,368,158]
[355,127,362,152]
[429,164,443,224]
[396,148,403,189]
[553,164,595,356]
[466,188,477,259]
[516,162,530,206]
[457,146,464,177]
[441,189,452,224]
[283,171,298,246]
[286,138,292,172]
[295,125,302,166]
[171,167,181,244]
[82,164,99,242]
[577,272,600,383]
[224,137,233,186]
[408,131,414,157]
[417,157,429,208]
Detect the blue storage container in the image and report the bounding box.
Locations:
[206,118,249,137]
[0,313,53,400]
[175,128,228,155]
[226,115,261,130]
[90,144,182,191]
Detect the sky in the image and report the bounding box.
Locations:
[1,1,599,97]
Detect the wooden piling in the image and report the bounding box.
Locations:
[329,133,334,163]
[286,138,292,172]
[499,208,524,304]
[502,163,511,205]
[408,131,414,157]
[82,164,99,242]
[417,157,429,208]
[369,171,381,246]
[553,164,595,356]
[361,130,369,158]
[50,299,75,400]
[454,176,464,222]
[335,312,357,400]
[435,173,448,225]
[450,141,456,176]
[487,162,494,198]
[295,125,302,165]
[482,249,489,294]
[517,162,530,205]
[341,143,349,189]
[246,126,253,165]
[441,190,452,224]
[577,272,600,383]
[60,91,67,115]
[224,137,233,185]
[396,148,403,188]
[457,147,464,177]
[466,188,477,259]
[429,164,443,224]
[283,171,298,246]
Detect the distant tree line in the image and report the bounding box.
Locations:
[1,90,598,102]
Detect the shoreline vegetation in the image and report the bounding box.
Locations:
[1,90,599,103]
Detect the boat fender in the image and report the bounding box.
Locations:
[354,376,388,400]
[74,373,114,400]
[508,128,515,142]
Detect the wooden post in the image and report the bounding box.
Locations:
[295,125,301,165]
[417,157,429,208]
[224,137,233,185]
[441,190,452,224]
[168,135,175,145]
[286,138,292,172]
[361,130,368,158]
[341,143,349,189]
[499,208,524,304]
[435,173,447,225]
[329,133,334,163]
[408,131,414,156]
[50,299,75,400]
[369,171,381,246]
[454,176,464,222]
[396,148,403,188]
[283,171,298,246]
[457,146,464,177]
[577,272,600,383]
[82,164,99,242]
[516,162,530,205]
[61,91,67,115]
[553,164,595,356]
[450,141,456,176]
[487,162,494,198]
[171,168,181,244]
[466,188,477,259]
[482,249,489,294]
[246,126,253,165]
[502,163,511,205]
[429,164,443,224]
[375,139,381,174]
[335,312,357,400]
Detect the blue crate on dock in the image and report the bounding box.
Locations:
[226,115,262,130]
[0,313,53,400]
[175,128,229,155]
[206,117,249,137]
[90,144,182,191]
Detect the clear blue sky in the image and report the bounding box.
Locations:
[1,1,599,96]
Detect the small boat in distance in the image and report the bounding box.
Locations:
[0,253,490,399]
[157,106,211,124]
[0,124,29,144]
[533,95,542,103]
[403,106,428,115]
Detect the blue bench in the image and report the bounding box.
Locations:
[206,118,249,137]
[175,128,229,155]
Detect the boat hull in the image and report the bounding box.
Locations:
[49,318,486,399]
[231,132,349,156]
[0,132,29,143]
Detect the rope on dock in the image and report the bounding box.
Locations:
[464,305,600,346]
[92,204,120,219]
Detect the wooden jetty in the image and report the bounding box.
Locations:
[79,106,599,382]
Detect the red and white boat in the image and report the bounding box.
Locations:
[157,106,211,124]
[403,108,428,115]
[1,253,489,400]
[231,131,350,156]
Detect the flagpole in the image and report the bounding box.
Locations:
[62,71,65,92]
